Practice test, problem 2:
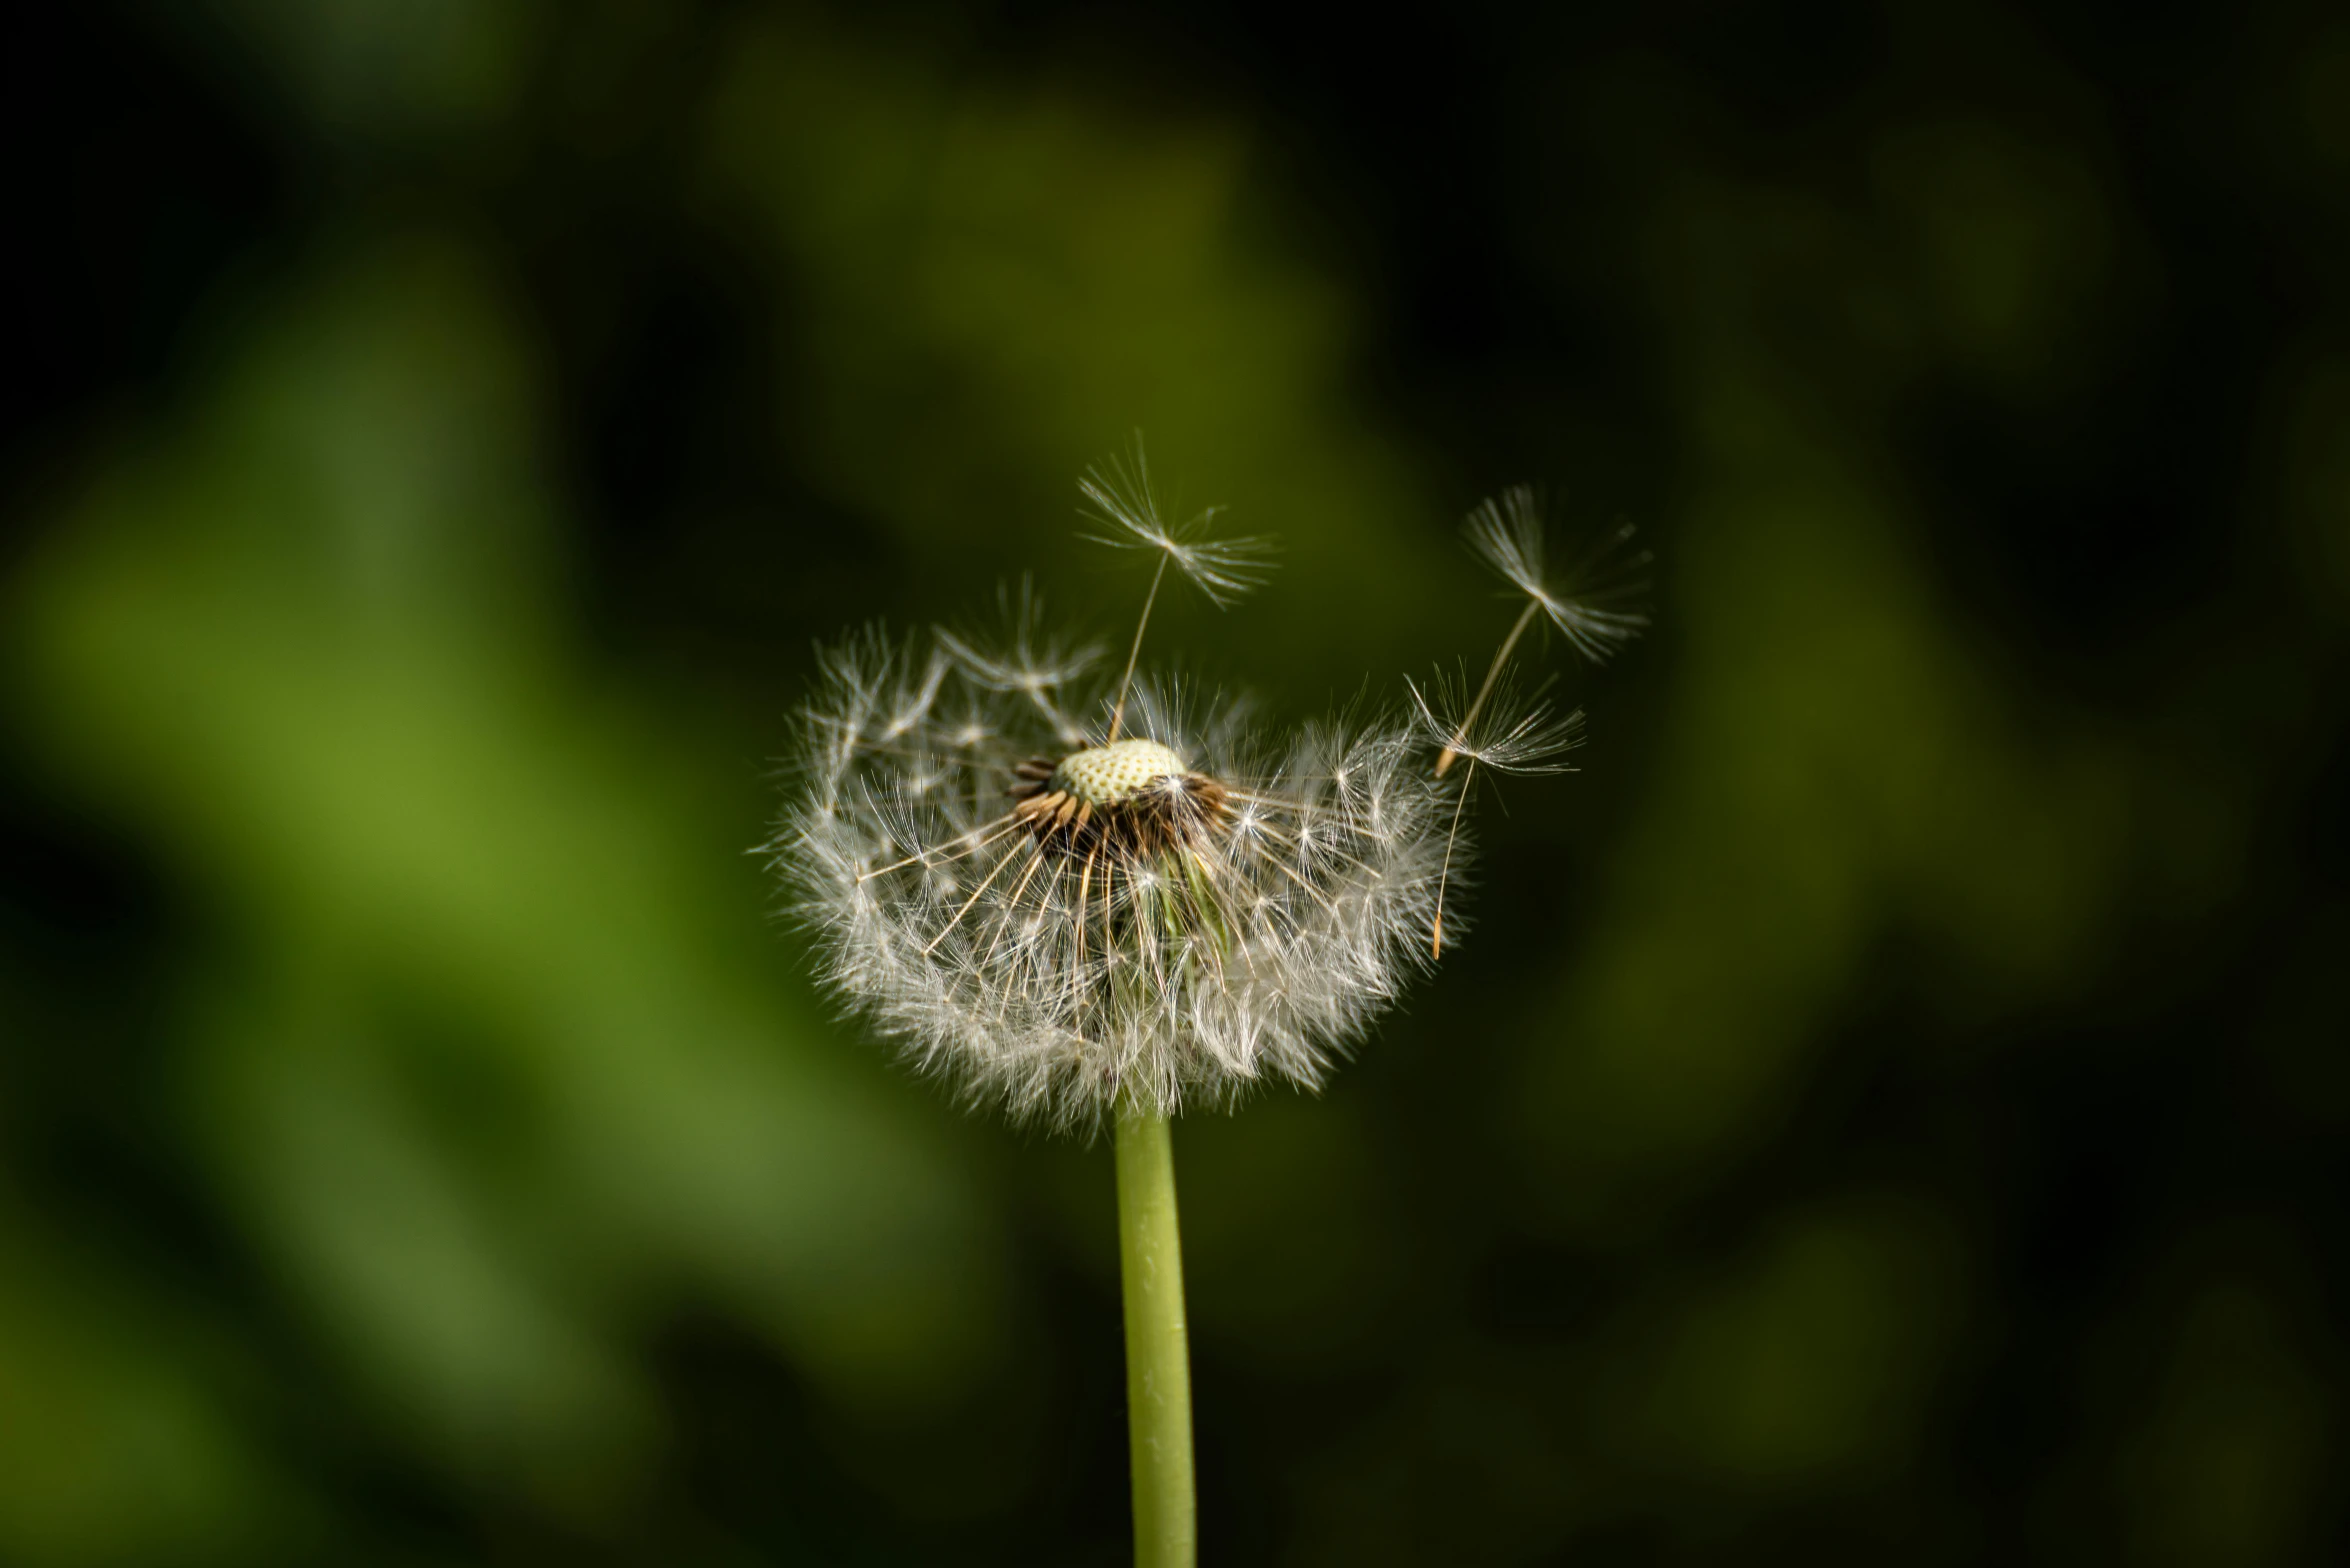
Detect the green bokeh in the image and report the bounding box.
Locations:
[6,1,2346,1563]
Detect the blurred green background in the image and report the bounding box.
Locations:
[5,1,2348,1563]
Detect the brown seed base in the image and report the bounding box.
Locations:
[1009,756,1230,861]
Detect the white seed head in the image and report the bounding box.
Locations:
[771,623,1451,1133]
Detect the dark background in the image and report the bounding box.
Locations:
[6,2,2349,1563]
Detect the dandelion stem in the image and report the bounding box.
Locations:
[1115,1106,1196,1568]
[1437,598,1542,777]
[1108,555,1171,742]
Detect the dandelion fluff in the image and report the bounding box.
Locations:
[1407,667,1586,776]
[1078,442,1277,609]
[1465,486,1650,664]
[775,617,1450,1132]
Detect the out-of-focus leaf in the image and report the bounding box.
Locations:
[5,242,1006,1516]
[0,1213,285,1565]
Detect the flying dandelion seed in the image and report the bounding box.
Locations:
[1437,487,1649,777]
[1420,486,1648,954]
[1408,667,1587,779]
[1407,667,1586,956]
[773,467,1446,1133]
[1077,440,1279,611]
[1464,485,1650,664]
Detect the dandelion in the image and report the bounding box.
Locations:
[772,455,1446,1568]
[768,456,1635,1567]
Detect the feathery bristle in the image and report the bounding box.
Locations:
[1408,669,1586,776]
[1464,487,1650,664]
[1079,441,1277,609]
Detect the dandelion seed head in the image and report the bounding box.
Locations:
[773,618,1450,1133]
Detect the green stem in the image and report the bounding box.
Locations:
[1115,1107,1196,1568]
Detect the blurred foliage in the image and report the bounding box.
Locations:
[4,1,2348,1564]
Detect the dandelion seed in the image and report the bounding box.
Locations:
[1408,669,1587,957]
[1437,487,1648,776]
[1080,438,1276,745]
[1079,439,1278,610]
[1407,668,1586,778]
[1465,486,1650,663]
[1425,484,1641,947]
